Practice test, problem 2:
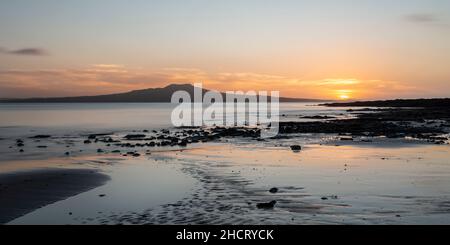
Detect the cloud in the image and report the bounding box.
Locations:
[0,65,430,99]
[405,13,438,23]
[0,47,48,56]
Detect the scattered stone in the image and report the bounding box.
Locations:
[30,135,51,139]
[256,201,277,209]
[124,134,146,140]
[340,137,353,141]
[290,145,302,151]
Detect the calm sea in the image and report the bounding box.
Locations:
[0,102,347,138]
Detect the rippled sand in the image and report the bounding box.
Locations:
[5,137,449,225]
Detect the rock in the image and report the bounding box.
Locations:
[65,152,70,156]
[256,201,277,209]
[132,153,141,157]
[98,194,106,197]
[30,135,51,139]
[321,197,328,200]
[97,149,104,153]
[112,150,121,153]
[83,140,92,144]
[37,145,48,148]
[124,134,146,140]
[17,143,25,147]
[19,149,24,153]
[269,188,279,194]
[290,145,302,151]
[340,137,353,141]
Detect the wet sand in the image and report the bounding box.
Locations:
[0,168,110,224]
[1,137,450,224]
[0,103,449,224]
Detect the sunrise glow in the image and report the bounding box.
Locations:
[1,1,450,100]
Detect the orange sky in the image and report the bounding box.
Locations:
[1,1,450,100]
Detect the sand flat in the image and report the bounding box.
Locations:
[0,168,110,224]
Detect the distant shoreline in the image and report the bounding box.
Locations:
[323,98,450,108]
[0,84,327,103]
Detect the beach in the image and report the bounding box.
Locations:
[1,102,449,224]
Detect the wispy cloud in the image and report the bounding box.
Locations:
[0,65,427,99]
[405,13,438,23]
[0,47,49,56]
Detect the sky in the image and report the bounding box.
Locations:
[1,0,450,100]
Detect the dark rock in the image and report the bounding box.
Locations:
[124,134,146,140]
[37,145,48,148]
[269,188,279,194]
[112,150,121,153]
[98,194,106,197]
[65,152,70,156]
[290,145,302,151]
[30,135,51,139]
[340,137,353,141]
[132,153,141,157]
[256,201,277,209]
[301,115,335,120]
[97,149,104,153]
[83,140,92,144]
[19,149,24,153]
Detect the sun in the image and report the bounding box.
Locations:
[335,90,352,100]
[339,94,350,100]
